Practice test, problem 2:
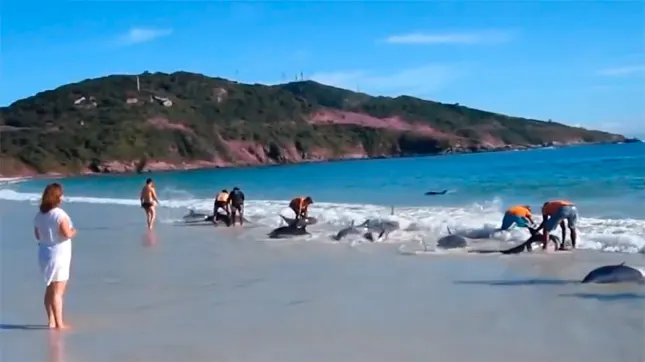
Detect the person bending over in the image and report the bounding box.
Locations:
[213,189,230,225]
[498,205,535,231]
[228,187,245,226]
[288,196,314,226]
[534,200,578,250]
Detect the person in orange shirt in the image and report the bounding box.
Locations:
[535,200,578,250]
[287,196,314,226]
[498,205,535,231]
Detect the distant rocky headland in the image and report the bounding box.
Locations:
[0,71,632,177]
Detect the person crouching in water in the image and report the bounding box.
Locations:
[287,196,314,227]
[213,189,231,226]
[498,205,535,232]
[534,200,578,250]
[228,187,245,226]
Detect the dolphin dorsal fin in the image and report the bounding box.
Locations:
[619,261,626,266]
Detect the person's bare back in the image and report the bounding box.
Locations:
[139,178,159,229]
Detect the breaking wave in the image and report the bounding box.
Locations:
[1,188,644,254]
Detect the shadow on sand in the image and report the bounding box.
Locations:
[454,278,579,286]
[559,292,645,301]
[0,323,50,330]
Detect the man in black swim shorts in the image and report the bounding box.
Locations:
[139,178,160,230]
[228,187,245,226]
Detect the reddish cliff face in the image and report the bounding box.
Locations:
[308,109,446,138]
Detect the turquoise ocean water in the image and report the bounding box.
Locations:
[1,142,644,253]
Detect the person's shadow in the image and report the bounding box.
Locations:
[0,323,50,330]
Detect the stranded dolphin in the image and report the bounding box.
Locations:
[436,227,469,249]
[469,228,561,254]
[332,221,363,241]
[268,225,310,239]
[357,218,400,242]
[183,209,210,223]
[581,263,645,284]
[333,218,400,242]
[182,209,241,226]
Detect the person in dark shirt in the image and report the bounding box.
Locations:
[228,187,245,226]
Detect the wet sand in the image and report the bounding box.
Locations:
[1,201,644,362]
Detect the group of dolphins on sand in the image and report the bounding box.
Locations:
[181,197,645,285]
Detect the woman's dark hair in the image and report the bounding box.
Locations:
[40,183,64,213]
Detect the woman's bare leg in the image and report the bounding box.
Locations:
[44,285,55,328]
[51,281,69,329]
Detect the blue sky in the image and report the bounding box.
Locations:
[2,1,644,136]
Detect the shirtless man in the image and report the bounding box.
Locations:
[139,178,160,230]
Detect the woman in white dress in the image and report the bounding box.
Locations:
[33,183,76,329]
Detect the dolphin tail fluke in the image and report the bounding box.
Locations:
[528,226,540,237]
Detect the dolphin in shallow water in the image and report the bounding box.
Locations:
[469,229,561,254]
[268,225,310,239]
[182,210,241,226]
[332,221,363,241]
[436,227,469,249]
[280,216,318,228]
[333,219,399,242]
[358,218,399,242]
[581,263,645,284]
[424,190,448,196]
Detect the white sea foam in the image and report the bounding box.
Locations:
[0,177,30,186]
[1,188,644,254]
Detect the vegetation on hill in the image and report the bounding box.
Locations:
[0,71,626,176]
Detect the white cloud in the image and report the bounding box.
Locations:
[597,65,645,76]
[383,30,514,45]
[309,64,463,95]
[117,27,173,46]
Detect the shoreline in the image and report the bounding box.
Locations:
[1,200,643,362]
[0,140,634,181]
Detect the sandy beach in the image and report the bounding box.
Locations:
[1,200,643,362]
